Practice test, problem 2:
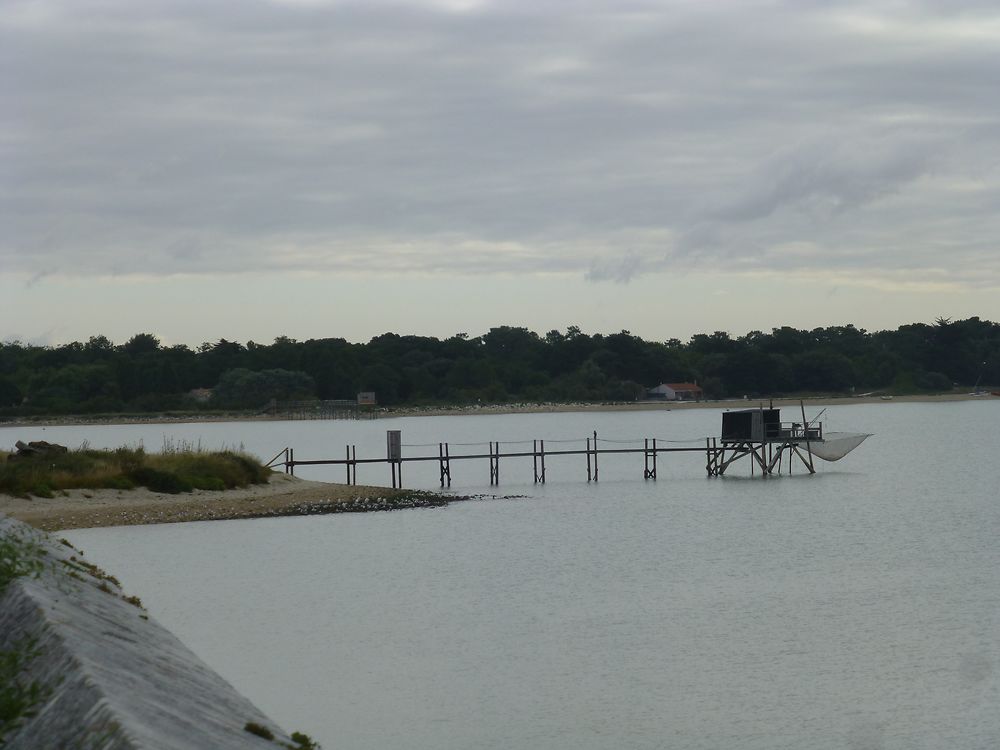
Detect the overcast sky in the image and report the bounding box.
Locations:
[4,0,1000,346]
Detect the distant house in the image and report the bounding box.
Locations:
[356,392,377,406]
[647,382,703,402]
[188,388,213,403]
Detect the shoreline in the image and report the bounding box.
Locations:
[3,393,995,532]
[0,474,468,532]
[1,392,995,428]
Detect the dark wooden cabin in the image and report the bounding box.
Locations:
[721,408,821,443]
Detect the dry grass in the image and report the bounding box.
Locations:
[0,445,269,498]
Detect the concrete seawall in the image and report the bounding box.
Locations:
[0,515,297,749]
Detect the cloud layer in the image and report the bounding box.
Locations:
[4,0,1000,288]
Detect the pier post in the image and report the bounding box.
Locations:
[533,440,542,484]
[593,431,599,482]
[800,400,816,474]
[439,442,452,487]
[489,442,499,485]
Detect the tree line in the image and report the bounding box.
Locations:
[1,318,998,416]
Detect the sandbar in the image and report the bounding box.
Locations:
[0,474,442,532]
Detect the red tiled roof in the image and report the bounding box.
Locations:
[665,382,702,391]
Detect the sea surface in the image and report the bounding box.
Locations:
[9,402,999,749]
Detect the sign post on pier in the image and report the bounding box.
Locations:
[387,430,402,487]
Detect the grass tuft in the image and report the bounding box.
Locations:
[0,445,270,497]
[1,529,46,592]
[244,721,274,740]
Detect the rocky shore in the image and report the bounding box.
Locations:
[0,516,302,748]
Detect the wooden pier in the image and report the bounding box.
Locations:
[267,433,710,488]
[265,404,825,488]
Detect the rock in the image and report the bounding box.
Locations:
[9,440,70,461]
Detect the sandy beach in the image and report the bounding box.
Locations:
[0,392,992,428]
[0,473,451,532]
[386,392,991,417]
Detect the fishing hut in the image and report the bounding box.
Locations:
[706,405,822,476]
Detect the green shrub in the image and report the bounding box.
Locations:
[290,730,321,749]
[243,721,274,740]
[0,637,52,742]
[30,484,54,499]
[0,530,46,591]
[113,445,145,472]
[126,467,193,494]
[184,475,226,491]
[99,476,136,491]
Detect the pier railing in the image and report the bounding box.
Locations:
[764,422,823,441]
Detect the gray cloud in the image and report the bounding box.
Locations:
[711,131,941,224]
[3,0,1000,288]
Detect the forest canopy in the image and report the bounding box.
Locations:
[1,318,998,416]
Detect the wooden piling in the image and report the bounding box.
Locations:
[644,438,657,479]
[533,439,547,484]
[489,442,499,485]
[800,400,816,474]
[438,442,452,487]
[594,430,598,482]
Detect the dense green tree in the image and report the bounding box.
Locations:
[213,368,315,408]
[3,318,1000,416]
[0,377,22,407]
[122,333,161,355]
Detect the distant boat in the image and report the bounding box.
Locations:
[880,395,893,401]
[809,432,872,462]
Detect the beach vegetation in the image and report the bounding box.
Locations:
[0,445,271,498]
[243,721,275,740]
[1,527,46,592]
[0,530,53,743]
[0,636,53,743]
[289,731,321,749]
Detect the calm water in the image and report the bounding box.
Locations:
[14,402,999,749]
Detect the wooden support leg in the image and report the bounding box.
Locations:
[540,440,546,483]
[445,443,451,486]
[489,442,499,485]
[593,431,599,482]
